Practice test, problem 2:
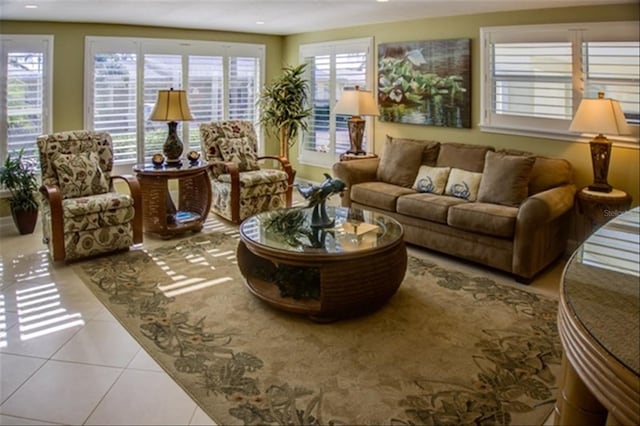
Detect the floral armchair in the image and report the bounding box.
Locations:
[37,130,143,261]
[200,120,294,223]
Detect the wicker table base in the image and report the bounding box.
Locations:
[133,162,211,239]
[237,207,407,322]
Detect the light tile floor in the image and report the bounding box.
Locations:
[0,206,565,425]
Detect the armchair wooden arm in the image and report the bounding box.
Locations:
[111,174,143,244]
[40,184,65,261]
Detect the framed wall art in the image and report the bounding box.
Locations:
[378,38,471,128]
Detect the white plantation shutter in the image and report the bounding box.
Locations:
[1,35,52,167]
[229,56,259,121]
[85,37,264,165]
[143,54,182,161]
[481,22,639,142]
[93,53,137,163]
[582,41,640,125]
[188,55,223,146]
[300,38,374,167]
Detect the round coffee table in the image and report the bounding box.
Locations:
[237,206,407,322]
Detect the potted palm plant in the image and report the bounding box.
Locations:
[0,149,39,234]
[257,63,312,159]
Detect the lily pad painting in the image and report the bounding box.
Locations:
[378,38,471,128]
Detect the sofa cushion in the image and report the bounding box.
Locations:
[350,182,415,212]
[377,137,425,187]
[385,135,440,166]
[447,203,519,238]
[52,152,110,199]
[397,193,468,224]
[436,142,494,172]
[444,168,483,201]
[529,157,573,195]
[412,166,450,194]
[477,151,535,207]
[218,136,260,172]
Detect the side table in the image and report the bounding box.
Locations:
[133,161,212,239]
[576,187,632,242]
[339,152,378,162]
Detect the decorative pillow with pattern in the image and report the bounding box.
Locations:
[52,152,110,199]
[412,166,451,194]
[218,136,260,172]
[444,168,483,201]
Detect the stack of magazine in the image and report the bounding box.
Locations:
[175,211,199,223]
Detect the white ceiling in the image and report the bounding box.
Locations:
[1,0,634,35]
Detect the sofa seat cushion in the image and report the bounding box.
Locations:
[447,203,519,238]
[217,169,289,187]
[397,193,468,224]
[62,192,134,218]
[350,182,415,212]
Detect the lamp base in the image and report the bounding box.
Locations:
[163,121,183,166]
[587,183,612,193]
[346,116,366,155]
[588,135,612,194]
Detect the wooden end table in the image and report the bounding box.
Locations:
[576,187,632,242]
[237,206,407,322]
[133,161,211,239]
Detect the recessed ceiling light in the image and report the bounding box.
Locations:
[377,0,389,2]
[25,4,38,8]
[256,21,265,25]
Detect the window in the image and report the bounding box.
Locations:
[85,37,264,166]
[481,22,639,144]
[0,35,53,167]
[299,38,374,167]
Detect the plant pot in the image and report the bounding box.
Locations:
[11,207,38,235]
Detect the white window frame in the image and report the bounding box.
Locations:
[299,37,375,168]
[480,22,639,147]
[85,36,265,174]
[0,34,53,167]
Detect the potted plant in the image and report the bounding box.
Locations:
[0,149,39,234]
[257,63,312,159]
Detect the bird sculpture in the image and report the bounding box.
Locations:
[297,173,346,228]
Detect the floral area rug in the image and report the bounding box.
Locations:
[73,231,561,425]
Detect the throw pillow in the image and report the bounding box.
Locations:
[444,168,483,201]
[412,166,451,194]
[477,151,536,207]
[436,143,494,173]
[217,136,260,172]
[52,152,109,199]
[376,137,424,187]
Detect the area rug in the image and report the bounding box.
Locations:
[73,231,561,425]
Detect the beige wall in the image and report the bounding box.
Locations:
[284,4,640,206]
[1,5,639,220]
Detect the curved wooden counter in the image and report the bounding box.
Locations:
[554,207,639,425]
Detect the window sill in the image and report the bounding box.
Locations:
[479,124,640,150]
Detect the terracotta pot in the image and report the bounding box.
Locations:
[11,207,38,235]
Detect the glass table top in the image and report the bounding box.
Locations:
[564,207,640,375]
[240,206,404,256]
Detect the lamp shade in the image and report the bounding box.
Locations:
[149,88,194,122]
[334,86,379,116]
[569,92,631,136]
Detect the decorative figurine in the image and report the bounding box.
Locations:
[151,153,165,167]
[187,150,200,163]
[297,173,346,228]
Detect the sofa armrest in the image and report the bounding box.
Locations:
[517,184,577,226]
[513,183,577,281]
[332,158,380,207]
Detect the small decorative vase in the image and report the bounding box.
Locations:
[152,153,165,167]
[187,151,200,163]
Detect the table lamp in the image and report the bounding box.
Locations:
[149,88,194,166]
[334,86,379,155]
[569,92,631,193]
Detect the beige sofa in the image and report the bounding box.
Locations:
[333,136,577,283]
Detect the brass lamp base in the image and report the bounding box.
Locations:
[346,115,366,155]
[163,121,183,166]
[588,134,612,193]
